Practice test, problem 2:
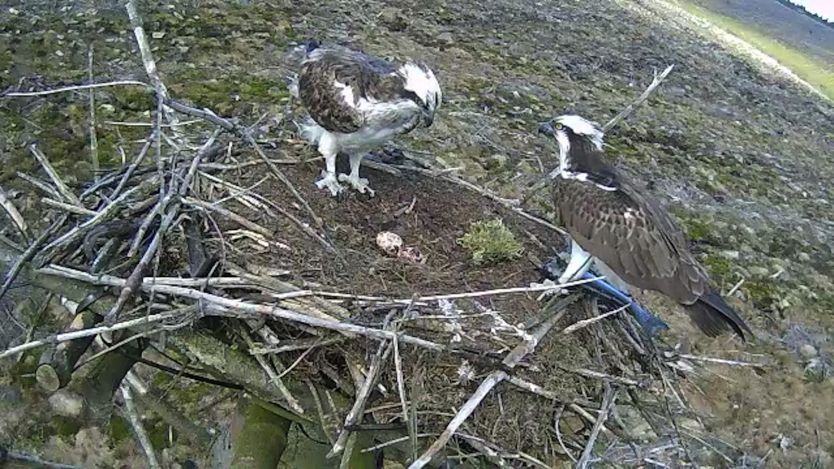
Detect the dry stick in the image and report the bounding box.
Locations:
[124,0,176,123]
[0,308,189,359]
[29,144,83,207]
[0,215,66,304]
[601,65,675,133]
[0,184,27,234]
[184,197,272,238]
[1,81,149,98]
[106,197,179,320]
[127,197,164,258]
[242,333,305,415]
[87,45,100,181]
[120,383,162,469]
[40,176,158,254]
[39,265,444,351]
[41,198,98,217]
[328,336,395,458]
[198,171,334,253]
[562,303,630,334]
[408,300,571,469]
[677,353,765,369]
[161,97,330,240]
[111,131,155,200]
[17,171,64,200]
[2,450,80,469]
[575,385,618,469]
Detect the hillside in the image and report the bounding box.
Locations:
[1,0,834,467]
[688,0,834,67]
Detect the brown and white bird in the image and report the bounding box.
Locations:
[293,41,442,196]
[539,115,752,339]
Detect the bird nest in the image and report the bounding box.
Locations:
[0,7,751,469]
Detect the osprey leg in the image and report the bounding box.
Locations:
[338,153,375,196]
[558,240,593,284]
[314,133,344,196]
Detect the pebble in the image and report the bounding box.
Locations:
[436,31,454,46]
[799,343,818,359]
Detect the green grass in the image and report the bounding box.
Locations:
[676,1,834,100]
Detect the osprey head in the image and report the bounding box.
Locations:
[539,115,604,150]
[539,114,606,176]
[399,62,442,127]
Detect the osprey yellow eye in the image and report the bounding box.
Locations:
[554,122,564,130]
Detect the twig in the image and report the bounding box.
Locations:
[29,144,83,207]
[393,277,601,303]
[0,308,192,359]
[576,385,618,469]
[161,97,328,236]
[41,198,98,217]
[559,367,643,387]
[0,215,66,304]
[562,303,630,334]
[111,130,155,200]
[1,449,80,469]
[409,301,570,468]
[87,45,100,181]
[1,80,149,97]
[328,329,395,457]
[17,171,64,200]
[601,65,675,133]
[124,0,173,114]
[106,197,179,320]
[120,383,162,469]
[0,185,27,235]
[40,176,158,255]
[184,197,272,237]
[39,265,445,351]
[242,333,305,415]
[677,353,765,368]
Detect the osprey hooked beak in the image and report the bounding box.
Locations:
[538,121,556,137]
[422,108,435,127]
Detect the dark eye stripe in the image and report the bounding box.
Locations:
[401,90,420,102]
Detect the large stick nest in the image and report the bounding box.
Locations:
[0,6,751,468]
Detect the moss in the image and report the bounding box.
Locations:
[702,255,733,282]
[458,218,524,265]
[743,280,781,311]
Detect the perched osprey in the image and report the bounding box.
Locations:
[294,41,442,196]
[539,115,752,339]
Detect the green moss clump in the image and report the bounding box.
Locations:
[702,255,733,282]
[743,280,781,310]
[458,218,523,265]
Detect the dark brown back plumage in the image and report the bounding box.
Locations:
[298,46,414,134]
[552,154,753,339]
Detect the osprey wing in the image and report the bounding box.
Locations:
[554,177,699,298]
[298,47,405,133]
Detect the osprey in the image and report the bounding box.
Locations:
[539,115,752,339]
[294,41,442,196]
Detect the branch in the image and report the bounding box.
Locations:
[602,65,675,133]
[408,296,574,468]
[120,383,162,469]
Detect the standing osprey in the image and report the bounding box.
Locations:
[294,42,442,196]
[539,115,752,339]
